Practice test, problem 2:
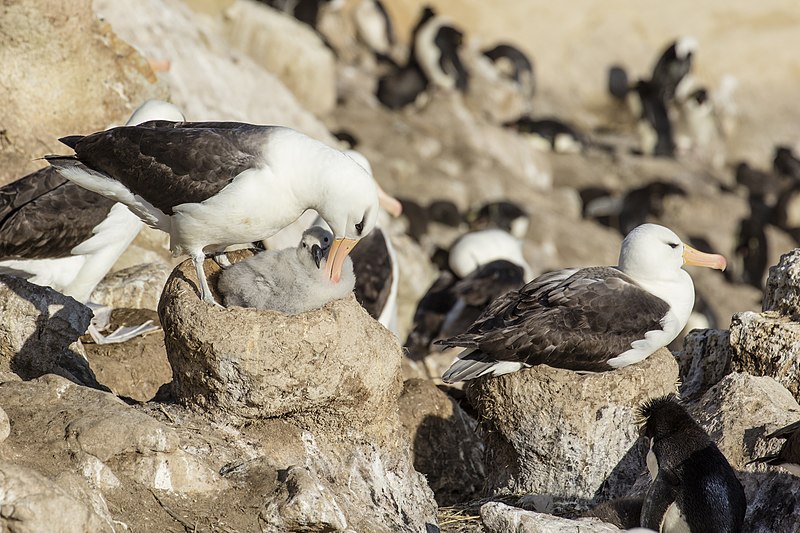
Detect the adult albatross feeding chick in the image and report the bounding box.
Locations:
[440,224,726,383]
[46,123,380,305]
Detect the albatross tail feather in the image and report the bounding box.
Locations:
[442,349,525,383]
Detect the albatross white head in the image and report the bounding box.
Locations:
[315,152,380,283]
[619,224,726,280]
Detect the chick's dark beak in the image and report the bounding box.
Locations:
[312,244,324,269]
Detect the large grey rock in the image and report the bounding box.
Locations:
[0,374,225,494]
[691,373,800,533]
[676,328,733,400]
[481,502,623,533]
[94,0,334,142]
[0,462,112,533]
[729,311,800,401]
[465,348,678,501]
[222,0,337,116]
[90,262,171,311]
[159,257,438,530]
[0,406,9,443]
[160,257,402,432]
[398,378,485,504]
[0,0,165,186]
[0,275,98,386]
[763,248,800,319]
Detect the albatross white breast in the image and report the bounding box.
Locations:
[46,123,380,305]
[439,224,726,383]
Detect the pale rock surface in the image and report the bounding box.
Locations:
[0,0,166,186]
[0,275,98,387]
[160,257,402,431]
[761,247,800,319]
[398,378,485,504]
[0,374,225,494]
[729,311,800,401]
[675,328,733,400]
[481,502,623,533]
[221,0,337,116]
[691,373,800,533]
[91,262,171,311]
[465,348,678,501]
[93,0,335,142]
[0,407,10,443]
[261,465,348,532]
[0,462,112,533]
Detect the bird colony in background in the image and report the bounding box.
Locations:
[0,1,796,531]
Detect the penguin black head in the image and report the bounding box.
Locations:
[427,200,462,227]
[637,394,699,442]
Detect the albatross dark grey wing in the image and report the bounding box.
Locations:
[438,266,672,372]
[50,122,278,215]
[0,167,115,259]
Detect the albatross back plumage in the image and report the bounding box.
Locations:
[440,224,726,382]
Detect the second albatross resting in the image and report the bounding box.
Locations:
[440,223,727,382]
[46,123,384,305]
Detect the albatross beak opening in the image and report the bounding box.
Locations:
[683,244,727,271]
[376,184,403,217]
[325,238,359,282]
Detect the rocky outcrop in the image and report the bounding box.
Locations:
[0,275,98,387]
[93,0,334,142]
[0,0,166,186]
[398,378,485,504]
[481,502,623,533]
[0,462,113,533]
[676,328,733,400]
[726,250,800,401]
[465,349,678,502]
[158,256,438,530]
[222,0,337,116]
[0,374,224,494]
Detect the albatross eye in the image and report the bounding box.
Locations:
[668,242,679,249]
[355,219,364,235]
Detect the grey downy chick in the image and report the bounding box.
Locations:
[218,226,355,314]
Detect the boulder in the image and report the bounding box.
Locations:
[160,257,401,433]
[480,502,623,533]
[729,311,800,401]
[0,462,112,533]
[94,0,334,143]
[0,275,98,387]
[90,262,171,311]
[221,0,337,116]
[763,248,800,319]
[0,0,165,186]
[465,348,679,502]
[159,257,439,530]
[675,328,733,400]
[398,378,485,504]
[0,374,225,494]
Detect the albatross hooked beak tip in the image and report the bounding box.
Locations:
[683,244,727,271]
[325,237,359,282]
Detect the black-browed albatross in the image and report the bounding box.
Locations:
[46,123,380,305]
[440,224,727,382]
[0,99,185,342]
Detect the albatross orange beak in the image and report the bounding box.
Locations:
[376,184,403,217]
[683,244,727,271]
[325,238,359,282]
